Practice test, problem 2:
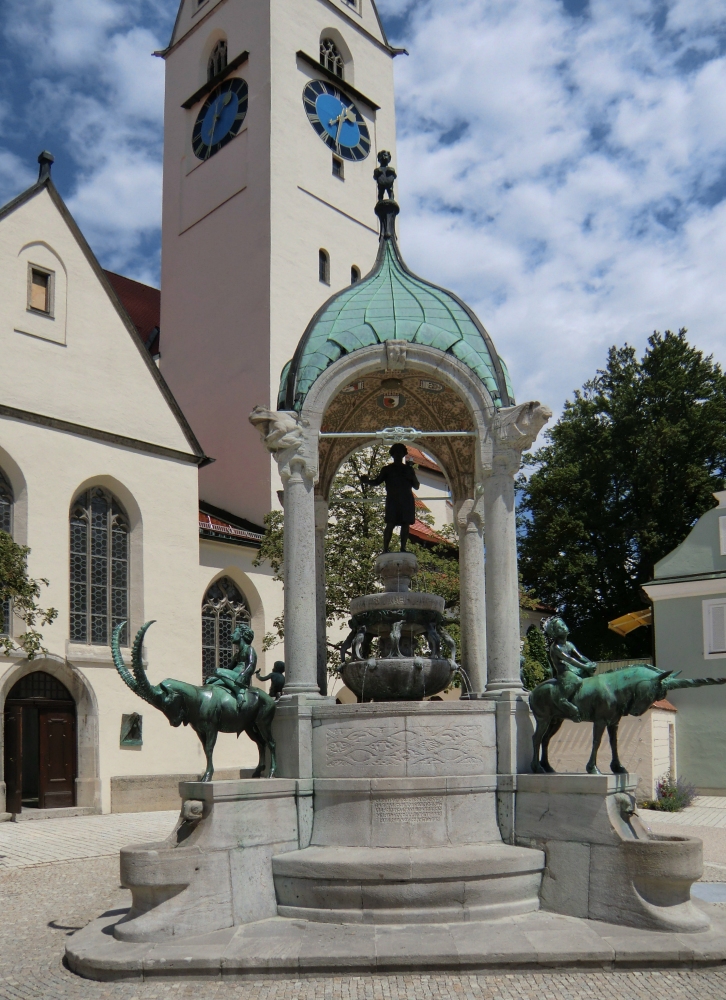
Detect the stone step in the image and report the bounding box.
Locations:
[272,843,544,924]
[12,806,96,823]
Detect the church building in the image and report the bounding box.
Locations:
[0,0,402,816]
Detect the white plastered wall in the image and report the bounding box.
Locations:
[161,0,397,525]
[0,420,203,814]
[0,188,192,454]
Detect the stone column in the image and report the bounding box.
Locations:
[282,458,320,697]
[455,496,487,697]
[481,401,552,776]
[482,451,522,695]
[314,495,329,697]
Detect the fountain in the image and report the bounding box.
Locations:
[340,552,457,701]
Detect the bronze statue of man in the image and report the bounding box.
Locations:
[361,443,420,552]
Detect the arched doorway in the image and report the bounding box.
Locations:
[3,672,76,814]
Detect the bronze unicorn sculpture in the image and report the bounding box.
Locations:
[530,616,726,774]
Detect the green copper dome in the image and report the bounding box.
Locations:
[279,200,514,412]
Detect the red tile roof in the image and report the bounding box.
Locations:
[409,519,452,546]
[199,510,264,546]
[105,270,160,356]
[652,698,677,712]
[407,447,443,474]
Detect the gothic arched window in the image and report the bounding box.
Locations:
[70,488,129,646]
[320,38,344,79]
[208,39,228,81]
[0,468,13,636]
[202,577,251,681]
[319,248,330,284]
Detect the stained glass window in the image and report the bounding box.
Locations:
[70,488,129,646]
[320,38,344,79]
[201,577,250,681]
[0,469,13,636]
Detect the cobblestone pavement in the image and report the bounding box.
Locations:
[0,812,178,868]
[4,854,726,1000]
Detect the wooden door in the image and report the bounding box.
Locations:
[39,709,75,808]
[3,706,22,814]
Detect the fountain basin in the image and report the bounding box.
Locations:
[341,656,455,701]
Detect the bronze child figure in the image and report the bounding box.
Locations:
[204,623,259,712]
[540,616,597,722]
[256,661,286,699]
[361,443,420,552]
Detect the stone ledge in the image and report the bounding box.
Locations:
[66,903,726,981]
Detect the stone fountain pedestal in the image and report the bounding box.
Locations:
[340,553,457,701]
[65,766,724,980]
[65,559,718,978]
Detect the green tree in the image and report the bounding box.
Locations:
[255,446,461,667]
[0,532,58,658]
[518,330,726,658]
[521,625,550,690]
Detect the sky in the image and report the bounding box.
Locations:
[1,0,726,415]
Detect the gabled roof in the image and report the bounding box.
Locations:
[0,168,208,466]
[280,201,515,412]
[104,270,160,356]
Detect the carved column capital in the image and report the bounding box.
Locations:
[483,401,552,480]
[249,406,318,484]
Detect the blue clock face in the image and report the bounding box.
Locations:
[302,80,371,161]
[193,78,248,160]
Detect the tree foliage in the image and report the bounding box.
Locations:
[0,531,58,659]
[521,624,551,690]
[255,447,461,668]
[518,330,726,658]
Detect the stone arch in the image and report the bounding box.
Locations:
[69,476,143,642]
[300,343,498,503]
[319,29,353,82]
[0,654,101,813]
[201,29,228,84]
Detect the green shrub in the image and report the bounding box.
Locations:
[644,772,696,812]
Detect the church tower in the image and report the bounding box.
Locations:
[158,0,398,525]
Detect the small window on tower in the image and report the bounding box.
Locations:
[351,265,361,284]
[332,155,344,180]
[28,266,53,315]
[320,38,344,79]
[208,39,227,81]
[319,249,331,285]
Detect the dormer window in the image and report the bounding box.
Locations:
[320,38,344,79]
[28,265,53,315]
[208,39,227,81]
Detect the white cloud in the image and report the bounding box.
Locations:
[386,0,726,413]
[0,151,35,206]
[1,0,170,281]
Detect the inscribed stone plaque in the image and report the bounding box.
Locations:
[374,796,443,823]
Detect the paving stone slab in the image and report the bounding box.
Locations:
[65,903,726,980]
